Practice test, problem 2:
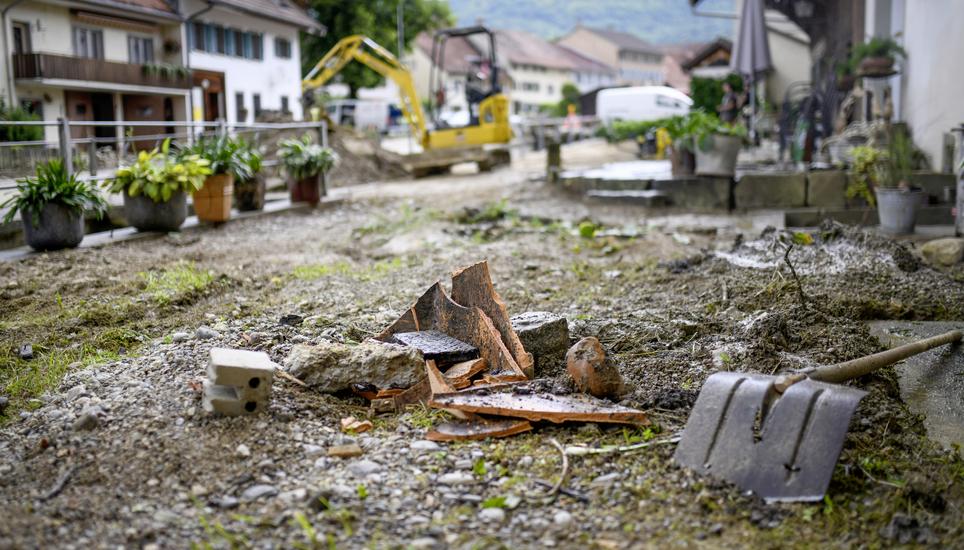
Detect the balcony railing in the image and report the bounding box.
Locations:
[12,53,191,89]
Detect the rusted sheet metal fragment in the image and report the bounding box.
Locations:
[427,416,533,441]
[376,282,526,382]
[451,262,535,377]
[391,330,479,363]
[429,386,649,425]
[444,358,488,389]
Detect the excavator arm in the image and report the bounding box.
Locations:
[302,35,428,146]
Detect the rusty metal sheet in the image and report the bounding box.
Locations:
[427,416,533,441]
[429,385,649,425]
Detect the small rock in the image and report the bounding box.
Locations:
[66,384,88,402]
[19,344,33,360]
[196,326,219,340]
[479,507,505,523]
[327,444,364,458]
[241,484,278,502]
[0,396,9,414]
[511,312,570,376]
[72,406,102,430]
[709,523,724,536]
[565,337,624,399]
[190,484,209,497]
[409,537,439,549]
[553,510,573,527]
[438,472,475,485]
[410,440,441,453]
[348,460,381,476]
[280,314,304,326]
[279,488,308,505]
[303,444,324,457]
[518,456,533,468]
[286,340,425,393]
[171,332,190,343]
[920,238,964,267]
[236,444,251,458]
[590,472,619,487]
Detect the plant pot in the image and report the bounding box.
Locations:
[289,174,321,206]
[235,175,266,211]
[21,202,85,251]
[124,191,187,232]
[193,173,234,222]
[876,187,923,235]
[857,56,896,77]
[670,146,695,177]
[836,74,855,91]
[695,134,742,177]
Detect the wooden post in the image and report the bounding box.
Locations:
[546,134,561,184]
[57,118,73,177]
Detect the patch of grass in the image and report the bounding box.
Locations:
[402,404,450,429]
[452,198,517,224]
[481,496,506,509]
[140,262,215,306]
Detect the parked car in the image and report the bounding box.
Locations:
[596,86,692,125]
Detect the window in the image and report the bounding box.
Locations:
[225,29,236,56]
[11,21,30,54]
[128,36,155,64]
[251,33,263,60]
[192,22,205,51]
[547,84,554,95]
[235,92,246,122]
[215,26,226,54]
[253,94,261,118]
[521,82,539,92]
[190,22,263,61]
[72,27,104,59]
[281,96,289,113]
[274,37,291,59]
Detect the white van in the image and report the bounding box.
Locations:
[325,99,390,133]
[596,86,692,125]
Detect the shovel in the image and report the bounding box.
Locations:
[674,329,962,502]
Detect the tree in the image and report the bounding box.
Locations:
[689,74,744,113]
[301,0,453,97]
[542,82,581,117]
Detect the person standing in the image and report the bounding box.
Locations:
[718,81,741,124]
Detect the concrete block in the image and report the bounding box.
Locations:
[650,177,730,210]
[806,171,848,208]
[208,348,276,390]
[585,189,668,207]
[202,382,268,415]
[734,173,806,209]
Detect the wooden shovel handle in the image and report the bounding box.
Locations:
[809,329,963,384]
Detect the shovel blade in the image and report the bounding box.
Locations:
[674,372,867,502]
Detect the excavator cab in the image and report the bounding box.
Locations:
[429,26,501,128]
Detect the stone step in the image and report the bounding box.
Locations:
[585,189,669,207]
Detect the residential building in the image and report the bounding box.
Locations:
[182,0,322,125]
[555,44,615,94]
[660,41,711,94]
[556,25,665,86]
[679,38,732,80]
[0,0,190,144]
[411,31,479,117]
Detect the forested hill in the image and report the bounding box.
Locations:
[447,0,735,44]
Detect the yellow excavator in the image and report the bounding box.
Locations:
[302,26,512,176]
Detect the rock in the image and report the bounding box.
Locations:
[196,326,219,340]
[920,238,964,267]
[410,440,440,453]
[72,406,102,430]
[511,312,570,376]
[879,513,936,545]
[409,537,439,549]
[236,444,251,458]
[327,444,364,458]
[18,344,33,360]
[171,332,190,343]
[217,496,240,509]
[285,340,425,393]
[590,472,620,487]
[565,337,624,399]
[279,488,308,505]
[553,510,573,527]
[479,507,506,523]
[438,472,475,485]
[279,314,304,326]
[66,384,88,402]
[241,484,278,502]
[303,444,324,457]
[0,396,8,414]
[348,459,381,476]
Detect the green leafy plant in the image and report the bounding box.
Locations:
[0,101,43,142]
[850,36,907,66]
[278,134,337,180]
[141,63,190,80]
[104,139,211,203]
[177,135,252,180]
[238,143,263,181]
[1,159,106,227]
[847,145,887,205]
[689,74,744,113]
[883,129,917,188]
[684,110,747,151]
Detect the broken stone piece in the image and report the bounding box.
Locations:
[340,416,374,433]
[511,311,570,376]
[207,348,277,391]
[920,238,964,267]
[391,330,479,363]
[285,340,424,393]
[203,382,266,415]
[327,443,364,458]
[565,337,625,399]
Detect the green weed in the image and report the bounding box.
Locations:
[140,262,215,305]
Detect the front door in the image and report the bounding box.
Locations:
[11,21,31,54]
[192,70,225,122]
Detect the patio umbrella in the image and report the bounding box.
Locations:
[731,0,772,140]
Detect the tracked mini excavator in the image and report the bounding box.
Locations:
[302,26,512,177]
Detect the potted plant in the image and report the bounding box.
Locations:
[663,114,696,177]
[179,136,251,223]
[846,145,884,207]
[234,143,265,211]
[104,139,211,232]
[691,111,747,177]
[278,134,337,206]
[875,130,924,234]
[851,37,907,78]
[1,159,106,251]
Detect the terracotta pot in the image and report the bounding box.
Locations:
[857,56,896,77]
[234,175,265,211]
[289,174,321,206]
[193,173,234,222]
[670,147,695,177]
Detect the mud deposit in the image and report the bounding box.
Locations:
[1,173,962,548]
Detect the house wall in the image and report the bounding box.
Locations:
[571,70,614,94]
[615,51,664,85]
[183,1,304,124]
[556,28,618,67]
[507,64,570,114]
[764,31,811,107]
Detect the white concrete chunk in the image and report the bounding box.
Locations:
[208,348,277,389]
[202,381,267,416]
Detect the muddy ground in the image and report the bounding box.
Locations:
[1,142,962,548]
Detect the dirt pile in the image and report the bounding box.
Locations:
[326,128,409,187]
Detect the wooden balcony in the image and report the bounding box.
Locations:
[12,53,191,89]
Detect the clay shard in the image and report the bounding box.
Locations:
[376,282,526,382]
[391,330,479,363]
[451,262,535,377]
[429,385,649,425]
[425,360,474,420]
[427,416,533,441]
[566,336,625,399]
[444,358,488,389]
